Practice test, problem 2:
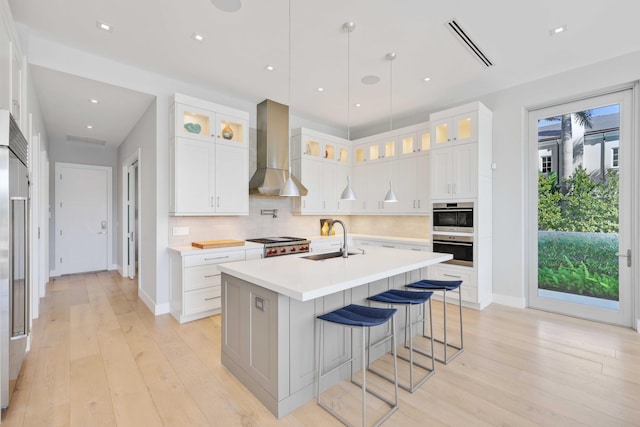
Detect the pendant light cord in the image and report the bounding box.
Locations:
[347,25,351,140]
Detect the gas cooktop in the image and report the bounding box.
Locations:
[246,237,307,244]
[246,237,310,257]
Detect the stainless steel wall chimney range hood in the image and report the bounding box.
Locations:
[249,99,308,196]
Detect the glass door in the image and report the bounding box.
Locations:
[528,90,633,326]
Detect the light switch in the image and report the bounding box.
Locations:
[173,226,189,236]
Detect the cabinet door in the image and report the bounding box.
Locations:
[396,156,418,212]
[0,27,10,112]
[334,164,351,213]
[351,165,368,212]
[452,112,477,145]
[175,103,216,141]
[430,148,453,200]
[215,113,249,148]
[215,145,249,214]
[452,143,478,198]
[299,159,324,213]
[416,153,430,212]
[321,162,337,212]
[174,138,214,213]
[432,118,452,149]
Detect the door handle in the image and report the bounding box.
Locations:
[616,249,631,267]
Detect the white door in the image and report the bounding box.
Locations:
[528,90,633,326]
[127,163,137,279]
[55,163,111,275]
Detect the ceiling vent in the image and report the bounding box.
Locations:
[67,135,106,146]
[446,19,493,68]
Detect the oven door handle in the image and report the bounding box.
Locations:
[434,241,473,247]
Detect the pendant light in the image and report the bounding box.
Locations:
[339,21,357,201]
[383,51,399,203]
[279,0,300,197]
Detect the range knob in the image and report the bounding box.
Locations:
[281,248,286,253]
[291,247,296,252]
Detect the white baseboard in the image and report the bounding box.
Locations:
[636,318,640,333]
[109,263,118,271]
[137,287,170,316]
[49,269,59,278]
[491,293,526,309]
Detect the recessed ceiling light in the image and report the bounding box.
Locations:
[423,77,431,82]
[96,21,112,32]
[264,65,275,71]
[86,125,94,129]
[89,98,99,104]
[211,0,241,13]
[317,87,324,92]
[191,32,204,42]
[550,25,567,36]
[361,75,380,85]
[354,103,361,108]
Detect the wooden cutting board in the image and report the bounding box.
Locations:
[191,239,245,249]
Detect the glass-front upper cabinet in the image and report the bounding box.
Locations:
[368,139,396,161]
[216,113,248,147]
[432,112,477,148]
[400,129,430,156]
[172,103,248,148]
[174,103,215,141]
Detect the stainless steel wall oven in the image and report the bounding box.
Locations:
[432,234,473,267]
[432,202,474,233]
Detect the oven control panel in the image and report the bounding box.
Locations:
[265,244,310,257]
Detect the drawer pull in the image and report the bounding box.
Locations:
[382,245,394,248]
[204,297,217,301]
[204,274,218,278]
[204,255,229,261]
[444,273,462,279]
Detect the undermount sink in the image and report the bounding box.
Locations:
[302,251,361,261]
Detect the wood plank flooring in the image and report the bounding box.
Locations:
[2,271,639,426]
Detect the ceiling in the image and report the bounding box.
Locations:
[9,0,640,148]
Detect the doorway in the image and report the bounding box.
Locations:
[121,149,141,283]
[54,162,112,275]
[527,89,634,326]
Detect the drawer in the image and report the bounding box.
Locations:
[184,287,221,315]
[184,250,245,267]
[427,264,477,287]
[184,264,222,291]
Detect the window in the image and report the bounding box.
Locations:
[541,155,552,173]
[612,147,619,168]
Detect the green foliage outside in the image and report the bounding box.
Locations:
[538,233,618,300]
[538,167,619,300]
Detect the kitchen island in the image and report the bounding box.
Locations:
[217,246,452,418]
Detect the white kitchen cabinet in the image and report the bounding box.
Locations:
[351,160,398,214]
[431,110,477,149]
[290,128,350,215]
[169,248,247,323]
[397,152,430,213]
[429,102,491,201]
[399,128,431,156]
[427,263,479,305]
[430,142,478,200]
[171,96,248,148]
[169,93,249,215]
[170,137,248,215]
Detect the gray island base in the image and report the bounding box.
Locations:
[218,246,452,418]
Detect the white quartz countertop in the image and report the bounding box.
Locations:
[218,246,452,302]
[168,241,264,255]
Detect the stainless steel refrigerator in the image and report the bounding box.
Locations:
[0,109,29,410]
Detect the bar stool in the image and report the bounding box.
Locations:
[317,304,399,427]
[367,289,435,392]
[406,279,463,364]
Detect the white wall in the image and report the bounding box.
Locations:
[117,100,157,311]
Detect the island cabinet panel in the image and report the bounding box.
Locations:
[221,267,439,419]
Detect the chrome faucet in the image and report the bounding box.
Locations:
[328,219,349,258]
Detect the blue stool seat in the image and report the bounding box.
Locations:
[317,304,399,426]
[367,289,435,392]
[368,289,433,305]
[317,304,397,327]
[406,279,464,364]
[407,279,463,291]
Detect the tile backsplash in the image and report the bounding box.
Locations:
[168,196,429,247]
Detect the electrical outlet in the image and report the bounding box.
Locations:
[173,226,189,236]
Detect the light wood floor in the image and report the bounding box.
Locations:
[2,271,640,426]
